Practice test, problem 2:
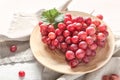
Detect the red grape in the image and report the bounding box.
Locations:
[60,42,68,49]
[69,59,79,68]
[89,43,98,50]
[86,48,92,56]
[65,13,72,19]
[65,36,71,44]
[78,41,87,49]
[71,36,79,44]
[69,44,78,52]
[55,28,62,36]
[78,31,87,40]
[97,32,106,41]
[57,35,64,42]
[75,49,85,59]
[85,17,92,26]
[67,24,75,32]
[92,20,101,27]
[96,14,103,20]
[86,36,94,45]
[18,71,25,77]
[98,24,107,32]
[48,32,56,39]
[74,23,82,31]
[47,25,55,32]
[58,22,66,30]
[86,26,96,35]
[82,56,90,63]
[63,30,71,37]
[65,50,75,60]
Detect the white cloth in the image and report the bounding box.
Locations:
[0,0,71,64]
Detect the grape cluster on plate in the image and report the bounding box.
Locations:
[39,13,108,68]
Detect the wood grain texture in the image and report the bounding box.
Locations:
[30,11,115,74]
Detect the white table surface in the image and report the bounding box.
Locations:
[0,0,120,80]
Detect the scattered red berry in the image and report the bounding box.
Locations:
[110,74,120,80]
[10,45,17,52]
[102,74,120,80]
[67,24,75,32]
[18,71,25,77]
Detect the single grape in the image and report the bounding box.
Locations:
[60,42,68,49]
[89,43,98,50]
[78,31,87,40]
[82,56,90,63]
[58,22,66,30]
[78,41,87,49]
[48,32,56,39]
[63,30,71,38]
[96,14,103,20]
[92,20,101,27]
[68,59,79,68]
[47,25,55,32]
[67,24,75,32]
[69,44,78,52]
[71,36,79,44]
[86,36,94,45]
[65,13,72,19]
[65,36,71,44]
[84,17,92,26]
[86,26,96,35]
[98,24,107,32]
[75,49,85,59]
[65,50,75,60]
[97,32,106,41]
[57,35,64,42]
[55,28,62,36]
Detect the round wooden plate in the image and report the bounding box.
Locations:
[30,11,115,74]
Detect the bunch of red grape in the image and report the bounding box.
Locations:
[39,13,108,68]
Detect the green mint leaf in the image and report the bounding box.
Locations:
[41,8,60,23]
[41,8,64,28]
[55,14,64,22]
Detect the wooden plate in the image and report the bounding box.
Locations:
[30,11,115,74]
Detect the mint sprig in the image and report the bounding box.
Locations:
[41,8,64,28]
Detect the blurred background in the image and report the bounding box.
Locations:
[0,0,120,34]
